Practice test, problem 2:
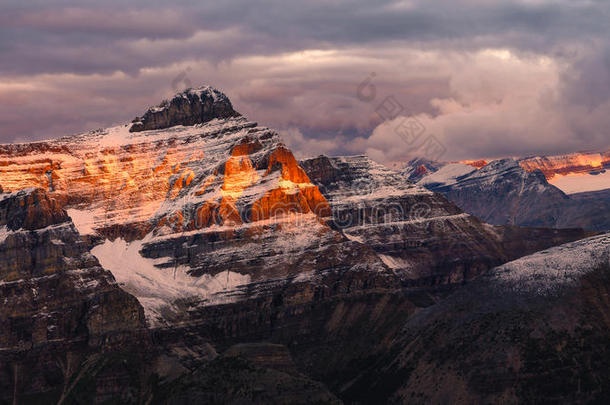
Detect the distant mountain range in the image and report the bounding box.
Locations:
[402,151,610,231]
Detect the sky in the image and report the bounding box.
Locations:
[1,0,609,164]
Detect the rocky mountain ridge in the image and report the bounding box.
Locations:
[518,149,610,179]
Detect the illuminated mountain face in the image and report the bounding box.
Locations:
[0,118,328,239]
[519,151,610,179]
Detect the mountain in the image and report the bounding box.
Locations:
[404,157,610,231]
[300,155,588,283]
[344,232,610,403]
[0,86,598,403]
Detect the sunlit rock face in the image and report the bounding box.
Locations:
[0,86,370,327]
[519,150,610,179]
[0,90,328,241]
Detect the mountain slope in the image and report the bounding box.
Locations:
[302,155,589,283]
[343,233,610,404]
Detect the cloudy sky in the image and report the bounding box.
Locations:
[1,0,609,164]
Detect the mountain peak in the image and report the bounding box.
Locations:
[130,85,241,132]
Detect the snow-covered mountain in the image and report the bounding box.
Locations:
[403,155,610,231]
[0,86,600,403]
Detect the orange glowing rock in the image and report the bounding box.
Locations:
[231,138,263,157]
[0,117,333,238]
[184,171,195,186]
[519,152,609,179]
[222,154,259,199]
[195,175,216,196]
[460,159,488,169]
[250,146,331,220]
[264,146,311,183]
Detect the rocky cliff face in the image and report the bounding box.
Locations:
[518,149,610,179]
[0,188,147,403]
[0,87,388,330]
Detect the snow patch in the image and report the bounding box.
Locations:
[378,254,412,270]
[418,163,476,187]
[66,208,99,235]
[548,171,610,194]
[0,225,11,243]
[91,237,251,327]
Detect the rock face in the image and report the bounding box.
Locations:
[519,149,610,179]
[404,158,610,231]
[0,188,69,231]
[130,86,241,132]
[0,188,147,403]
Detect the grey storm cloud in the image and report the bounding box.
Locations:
[0,0,608,161]
[2,0,608,75]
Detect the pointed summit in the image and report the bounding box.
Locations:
[130,85,241,132]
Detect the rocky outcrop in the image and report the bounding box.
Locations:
[0,188,69,231]
[130,86,240,132]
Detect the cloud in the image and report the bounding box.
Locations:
[0,0,608,163]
